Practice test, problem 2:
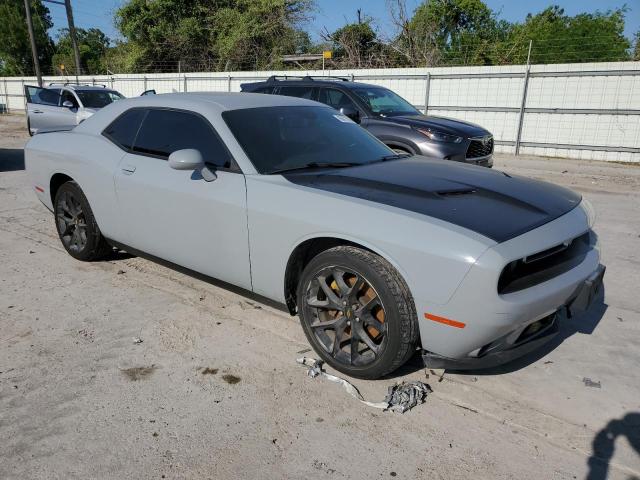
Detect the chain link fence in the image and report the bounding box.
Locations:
[2,61,639,162]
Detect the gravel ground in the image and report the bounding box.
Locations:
[1,113,639,479]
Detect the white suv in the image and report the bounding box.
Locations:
[24,83,125,135]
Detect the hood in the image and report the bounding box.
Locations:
[387,115,489,137]
[283,157,582,243]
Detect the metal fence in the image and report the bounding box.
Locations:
[2,61,639,162]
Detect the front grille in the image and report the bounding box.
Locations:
[466,137,494,159]
[498,232,591,294]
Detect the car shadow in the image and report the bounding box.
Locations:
[0,148,25,172]
[105,244,290,313]
[448,287,608,376]
[101,242,608,381]
[586,412,640,480]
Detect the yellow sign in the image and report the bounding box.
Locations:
[60,64,65,70]
[322,50,332,59]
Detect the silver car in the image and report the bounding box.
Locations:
[25,92,604,379]
[24,83,125,135]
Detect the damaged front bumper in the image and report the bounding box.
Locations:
[422,264,605,370]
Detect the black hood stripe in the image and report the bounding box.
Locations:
[283,157,581,243]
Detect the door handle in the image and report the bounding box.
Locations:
[121,165,136,175]
[33,110,43,114]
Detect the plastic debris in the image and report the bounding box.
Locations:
[583,377,602,388]
[296,356,431,413]
[384,381,432,413]
[132,337,143,344]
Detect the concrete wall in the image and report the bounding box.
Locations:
[2,61,639,162]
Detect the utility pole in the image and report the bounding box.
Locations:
[23,0,43,86]
[64,0,82,77]
[43,0,82,78]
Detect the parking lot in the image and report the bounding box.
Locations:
[1,112,639,479]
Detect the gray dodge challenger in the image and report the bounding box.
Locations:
[25,92,604,379]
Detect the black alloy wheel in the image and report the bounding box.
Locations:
[298,246,418,379]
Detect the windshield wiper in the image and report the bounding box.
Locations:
[378,153,411,162]
[267,162,361,175]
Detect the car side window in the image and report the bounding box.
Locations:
[278,86,315,99]
[32,88,61,106]
[254,86,274,94]
[318,88,357,111]
[103,108,147,150]
[60,90,78,108]
[133,109,232,168]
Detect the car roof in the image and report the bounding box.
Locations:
[243,77,384,90]
[73,91,326,135]
[47,84,116,92]
[107,92,323,112]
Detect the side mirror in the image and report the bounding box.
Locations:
[141,89,156,96]
[339,106,360,123]
[62,100,75,109]
[168,149,204,171]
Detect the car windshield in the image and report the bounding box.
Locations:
[76,90,124,109]
[352,87,420,117]
[222,106,395,174]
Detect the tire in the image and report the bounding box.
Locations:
[297,246,418,379]
[53,181,111,261]
[389,146,411,155]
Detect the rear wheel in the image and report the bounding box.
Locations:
[297,246,418,379]
[54,181,111,261]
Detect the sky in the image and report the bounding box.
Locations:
[47,0,639,43]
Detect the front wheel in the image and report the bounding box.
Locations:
[54,181,111,261]
[297,246,418,379]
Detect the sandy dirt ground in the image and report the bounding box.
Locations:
[1,113,639,479]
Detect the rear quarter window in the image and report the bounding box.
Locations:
[102,108,146,150]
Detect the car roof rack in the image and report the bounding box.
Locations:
[265,75,350,83]
[48,82,108,88]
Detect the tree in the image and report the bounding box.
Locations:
[506,6,631,64]
[634,32,640,61]
[112,0,315,72]
[326,11,388,68]
[52,28,110,75]
[0,0,54,76]
[388,0,505,66]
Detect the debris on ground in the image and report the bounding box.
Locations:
[582,377,602,388]
[222,374,241,384]
[120,365,157,381]
[427,368,445,382]
[296,357,431,413]
[384,381,432,413]
[132,337,143,344]
[117,269,126,275]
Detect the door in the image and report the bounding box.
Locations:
[112,108,252,290]
[317,87,362,122]
[24,86,77,133]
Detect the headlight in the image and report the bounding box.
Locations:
[581,198,596,227]
[416,128,462,144]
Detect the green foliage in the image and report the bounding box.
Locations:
[507,6,631,64]
[328,20,386,67]
[403,0,505,65]
[0,0,54,76]
[52,28,111,75]
[112,0,315,71]
[634,32,640,61]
